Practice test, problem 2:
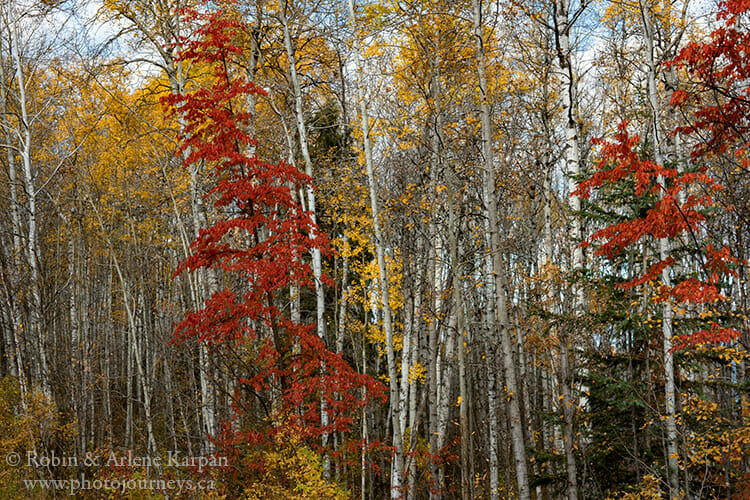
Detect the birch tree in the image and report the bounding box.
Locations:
[551,0,586,496]
[347,1,405,494]
[472,1,530,498]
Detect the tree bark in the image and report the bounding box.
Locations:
[9,0,51,399]
[640,5,680,497]
[472,1,530,498]
[279,5,331,477]
[552,1,583,497]
[347,1,404,495]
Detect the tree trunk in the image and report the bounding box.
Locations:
[347,1,404,495]
[472,1,530,498]
[279,6,331,476]
[9,1,51,399]
[0,50,23,392]
[89,199,158,457]
[552,1,583,496]
[641,6,680,497]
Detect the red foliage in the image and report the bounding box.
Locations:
[163,3,384,461]
[668,1,750,168]
[576,120,741,349]
[672,323,742,351]
[575,123,720,264]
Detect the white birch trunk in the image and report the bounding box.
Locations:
[336,236,349,354]
[89,199,158,458]
[427,230,442,499]
[104,265,114,446]
[406,260,421,499]
[9,1,51,398]
[486,341,500,500]
[641,5,680,497]
[347,1,404,494]
[448,186,471,500]
[552,1,582,496]
[0,50,25,399]
[65,215,83,454]
[280,6,330,477]
[472,1,530,498]
[483,242,501,500]
[429,55,472,499]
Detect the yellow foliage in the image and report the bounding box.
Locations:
[681,389,750,475]
[0,377,76,499]
[605,474,662,499]
[408,362,426,385]
[241,430,348,500]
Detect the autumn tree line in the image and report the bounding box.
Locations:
[0,0,747,498]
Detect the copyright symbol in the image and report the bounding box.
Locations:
[6,452,20,467]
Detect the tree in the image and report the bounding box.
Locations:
[99,0,223,453]
[669,1,750,492]
[551,1,588,496]
[471,1,531,498]
[575,121,742,496]
[346,1,405,497]
[670,0,750,172]
[164,4,382,487]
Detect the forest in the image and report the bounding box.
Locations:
[0,0,748,498]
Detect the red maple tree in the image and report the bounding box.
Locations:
[574,120,741,350]
[577,1,750,351]
[162,4,383,461]
[669,0,750,169]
